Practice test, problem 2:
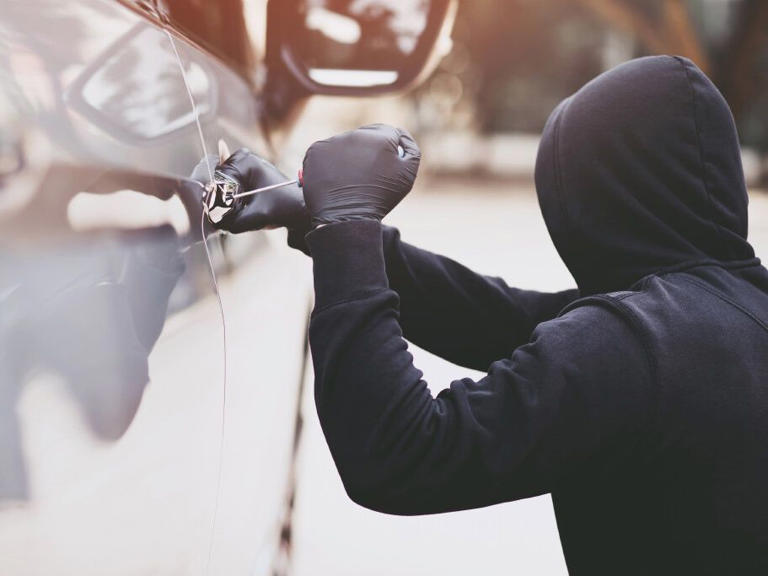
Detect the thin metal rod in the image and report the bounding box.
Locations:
[233,179,298,199]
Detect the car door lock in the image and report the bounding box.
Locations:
[203,171,238,225]
[203,170,304,225]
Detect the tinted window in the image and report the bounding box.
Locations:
[163,0,255,77]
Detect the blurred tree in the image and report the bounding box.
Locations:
[717,0,768,149]
[446,0,608,132]
[575,0,709,72]
[425,0,768,158]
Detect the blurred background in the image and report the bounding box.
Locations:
[286,1,768,574]
[1,1,767,575]
[408,0,768,183]
[283,1,768,575]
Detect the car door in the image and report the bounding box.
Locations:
[0,1,309,573]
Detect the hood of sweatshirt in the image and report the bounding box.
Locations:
[535,55,757,295]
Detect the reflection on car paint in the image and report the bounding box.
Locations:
[0,225,183,489]
[68,189,191,235]
[0,1,306,573]
[0,0,221,503]
[70,23,217,143]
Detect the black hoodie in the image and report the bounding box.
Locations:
[304,56,768,574]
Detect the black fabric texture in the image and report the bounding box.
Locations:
[535,56,756,295]
[305,56,768,574]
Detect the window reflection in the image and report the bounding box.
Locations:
[163,0,254,76]
[73,25,214,142]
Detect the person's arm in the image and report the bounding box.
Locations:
[382,226,578,370]
[307,220,652,514]
[202,149,577,371]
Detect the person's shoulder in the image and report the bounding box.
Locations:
[561,276,706,341]
[509,295,655,406]
[528,291,654,375]
[542,289,643,335]
[557,287,656,334]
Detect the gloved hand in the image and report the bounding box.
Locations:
[302,124,421,228]
[191,148,310,236]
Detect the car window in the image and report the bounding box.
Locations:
[162,0,256,79]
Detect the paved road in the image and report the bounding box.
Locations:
[291,178,768,576]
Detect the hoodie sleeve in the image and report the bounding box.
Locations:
[381,225,578,371]
[307,220,653,514]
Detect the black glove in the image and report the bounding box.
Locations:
[302,124,420,227]
[191,148,311,236]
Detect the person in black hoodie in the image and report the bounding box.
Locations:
[211,56,768,574]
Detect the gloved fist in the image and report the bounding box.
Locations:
[302,124,420,228]
[192,148,310,235]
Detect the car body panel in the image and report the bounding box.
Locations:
[0,0,310,573]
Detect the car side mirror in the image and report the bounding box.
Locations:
[266,0,457,96]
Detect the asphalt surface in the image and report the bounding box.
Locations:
[291,178,768,576]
